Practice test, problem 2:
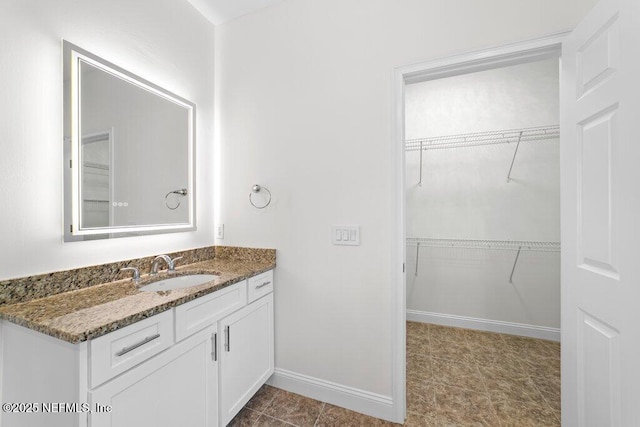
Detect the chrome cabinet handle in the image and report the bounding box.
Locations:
[256,281,271,290]
[224,325,230,352]
[211,332,217,361]
[115,334,160,357]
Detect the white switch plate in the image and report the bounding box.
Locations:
[332,226,360,246]
[216,224,224,239]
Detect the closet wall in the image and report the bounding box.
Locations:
[405,59,560,335]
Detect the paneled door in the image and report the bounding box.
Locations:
[561,0,640,425]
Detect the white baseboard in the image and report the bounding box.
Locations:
[267,368,399,423]
[406,310,560,342]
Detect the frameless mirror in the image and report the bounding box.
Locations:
[63,41,196,241]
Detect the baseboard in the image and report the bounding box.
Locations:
[406,310,560,342]
[267,368,399,423]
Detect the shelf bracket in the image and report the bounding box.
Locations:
[414,242,420,276]
[509,246,522,284]
[506,131,524,183]
[418,141,423,186]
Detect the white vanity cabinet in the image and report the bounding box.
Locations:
[0,270,274,427]
[90,325,218,427]
[219,292,274,425]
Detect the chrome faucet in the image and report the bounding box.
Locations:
[120,267,141,284]
[150,255,183,275]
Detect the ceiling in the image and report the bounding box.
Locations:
[185,0,284,25]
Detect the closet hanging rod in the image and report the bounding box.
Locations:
[405,125,559,152]
[406,237,560,252]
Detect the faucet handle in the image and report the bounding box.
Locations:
[120,267,141,283]
[168,256,183,272]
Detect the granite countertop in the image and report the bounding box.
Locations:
[0,256,275,344]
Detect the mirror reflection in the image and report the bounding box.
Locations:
[63,41,196,240]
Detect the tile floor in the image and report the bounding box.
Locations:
[228,322,561,426]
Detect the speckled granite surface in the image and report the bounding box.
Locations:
[0,247,275,343]
[0,246,218,306]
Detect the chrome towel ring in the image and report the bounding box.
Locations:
[165,188,187,210]
[249,184,271,209]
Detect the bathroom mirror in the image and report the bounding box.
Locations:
[63,41,196,241]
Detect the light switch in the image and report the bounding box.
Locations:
[332,226,360,246]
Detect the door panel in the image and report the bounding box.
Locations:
[577,106,618,278]
[577,310,620,426]
[562,0,640,425]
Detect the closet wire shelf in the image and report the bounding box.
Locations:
[405,125,560,152]
[406,237,560,252]
[407,238,561,282]
[406,125,560,185]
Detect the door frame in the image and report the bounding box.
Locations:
[390,31,568,422]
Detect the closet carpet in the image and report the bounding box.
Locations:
[228,322,561,426]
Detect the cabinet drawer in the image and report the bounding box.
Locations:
[90,310,174,388]
[247,270,273,303]
[175,280,247,342]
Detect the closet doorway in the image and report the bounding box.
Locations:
[390,34,567,423]
[404,58,561,339]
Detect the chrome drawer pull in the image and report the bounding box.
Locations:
[212,333,217,361]
[116,334,161,357]
[256,281,271,290]
[224,325,230,352]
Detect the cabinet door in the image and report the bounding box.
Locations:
[90,326,218,427]
[219,293,274,425]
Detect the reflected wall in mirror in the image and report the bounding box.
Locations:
[63,41,196,241]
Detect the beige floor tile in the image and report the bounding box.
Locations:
[227,407,262,427]
[433,383,500,426]
[406,377,436,415]
[407,352,431,381]
[518,355,561,380]
[407,321,430,334]
[245,384,281,412]
[461,329,506,346]
[530,375,561,412]
[262,390,323,427]
[315,404,400,427]
[430,357,486,392]
[429,324,468,342]
[468,347,523,369]
[502,335,559,359]
[482,375,547,407]
[403,410,439,426]
[231,323,562,427]
[429,338,477,363]
[492,399,560,427]
[254,414,292,426]
[477,360,530,382]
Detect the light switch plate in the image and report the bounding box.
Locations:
[332,226,360,246]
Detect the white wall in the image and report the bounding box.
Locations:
[215,0,597,403]
[0,0,215,280]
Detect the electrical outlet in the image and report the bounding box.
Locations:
[216,224,224,239]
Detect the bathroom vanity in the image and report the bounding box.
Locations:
[0,248,275,427]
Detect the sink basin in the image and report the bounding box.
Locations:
[138,274,219,292]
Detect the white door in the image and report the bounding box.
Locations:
[561,0,640,425]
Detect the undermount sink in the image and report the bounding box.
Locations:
[138,274,219,292]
